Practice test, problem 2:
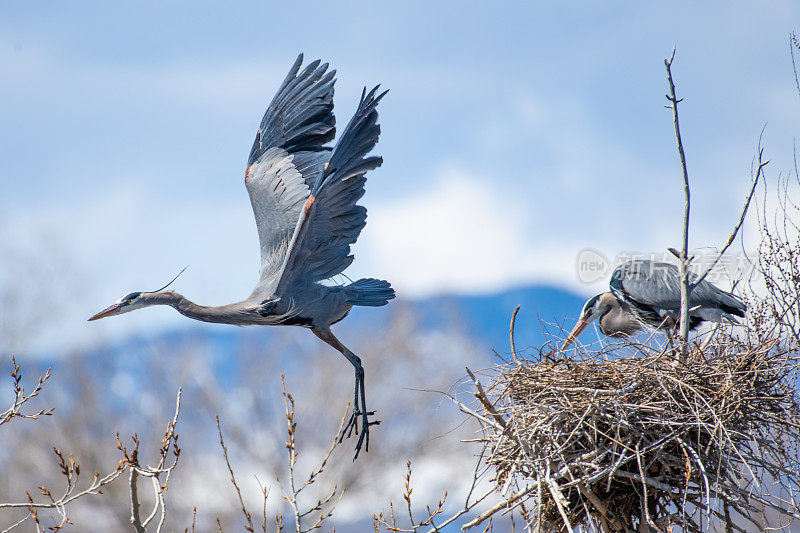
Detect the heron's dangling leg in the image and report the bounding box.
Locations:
[312,327,380,460]
[337,348,380,458]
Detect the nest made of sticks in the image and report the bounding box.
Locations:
[469,337,800,532]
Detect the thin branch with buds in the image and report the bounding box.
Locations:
[217,415,255,532]
[276,375,345,533]
[216,376,347,533]
[122,388,183,533]
[0,358,124,532]
[0,356,53,427]
[0,445,127,532]
[0,365,182,532]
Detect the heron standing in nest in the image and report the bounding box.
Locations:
[562,259,745,349]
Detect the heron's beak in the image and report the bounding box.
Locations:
[88,303,122,321]
[561,318,590,350]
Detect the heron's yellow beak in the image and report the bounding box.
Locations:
[88,303,122,321]
[561,318,590,350]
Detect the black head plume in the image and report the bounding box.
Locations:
[150,266,189,293]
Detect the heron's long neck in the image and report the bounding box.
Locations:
[148,292,252,324]
[600,303,642,337]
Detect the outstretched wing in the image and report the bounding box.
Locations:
[272,86,387,295]
[244,55,336,296]
[610,260,745,314]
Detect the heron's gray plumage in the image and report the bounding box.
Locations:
[274,87,386,293]
[610,260,746,320]
[246,147,316,293]
[90,55,393,459]
[245,54,336,298]
[562,259,746,349]
[594,294,645,338]
[248,55,335,165]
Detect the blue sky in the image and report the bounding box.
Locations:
[1,2,799,349]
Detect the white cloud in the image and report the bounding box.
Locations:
[357,165,583,296]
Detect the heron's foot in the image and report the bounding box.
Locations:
[339,407,378,440]
[340,407,380,460]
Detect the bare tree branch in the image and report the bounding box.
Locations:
[664,47,692,359]
[791,32,800,98]
[216,377,347,533]
[694,140,769,287]
[509,305,520,363]
[0,356,53,427]
[130,460,145,533]
[123,388,182,533]
[216,414,255,532]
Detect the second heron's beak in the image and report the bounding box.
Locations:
[88,303,122,321]
[561,318,590,350]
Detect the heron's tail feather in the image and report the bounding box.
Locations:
[719,301,746,318]
[345,278,395,307]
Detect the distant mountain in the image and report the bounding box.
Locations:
[411,285,585,354]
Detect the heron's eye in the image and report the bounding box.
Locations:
[125,299,132,305]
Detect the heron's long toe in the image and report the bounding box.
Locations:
[352,409,380,461]
[339,402,380,460]
[341,406,379,438]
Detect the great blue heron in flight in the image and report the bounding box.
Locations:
[89,55,394,459]
[562,259,745,349]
